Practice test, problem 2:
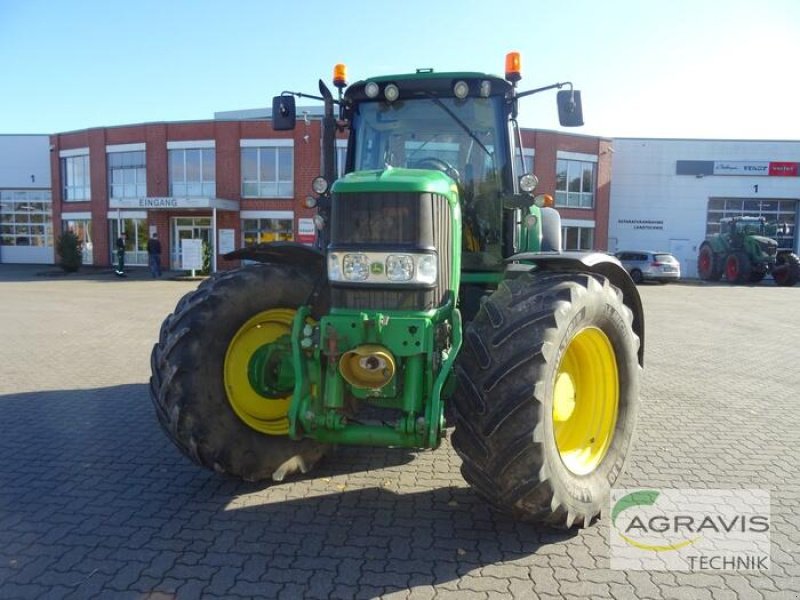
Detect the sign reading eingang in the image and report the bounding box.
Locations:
[610,489,770,571]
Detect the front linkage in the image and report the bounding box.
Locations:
[287,305,461,449]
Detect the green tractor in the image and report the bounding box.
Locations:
[150,54,644,527]
[698,216,800,285]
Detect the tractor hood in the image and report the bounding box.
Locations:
[751,235,779,257]
[331,168,459,205]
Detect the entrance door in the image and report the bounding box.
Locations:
[171,217,213,269]
[669,239,693,278]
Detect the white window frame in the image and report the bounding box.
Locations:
[240,140,294,198]
[555,155,596,209]
[108,149,147,199]
[169,145,216,197]
[60,150,91,202]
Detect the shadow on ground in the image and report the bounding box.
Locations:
[0,384,575,599]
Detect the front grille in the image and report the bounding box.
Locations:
[330,191,453,311]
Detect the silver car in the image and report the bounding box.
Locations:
[614,251,681,284]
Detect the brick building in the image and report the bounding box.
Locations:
[31,113,611,271]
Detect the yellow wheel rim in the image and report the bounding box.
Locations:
[224,308,298,435]
[552,327,619,476]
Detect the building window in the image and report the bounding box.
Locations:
[0,190,53,247]
[61,154,91,201]
[109,151,146,198]
[241,145,294,197]
[169,148,216,197]
[242,218,294,245]
[556,159,595,208]
[562,225,594,251]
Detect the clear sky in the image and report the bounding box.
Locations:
[2,0,799,139]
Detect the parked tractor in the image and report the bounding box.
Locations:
[150,54,644,527]
[698,216,799,285]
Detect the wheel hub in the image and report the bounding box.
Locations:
[552,327,619,476]
[224,308,300,435]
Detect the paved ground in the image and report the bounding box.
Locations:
[0,264,798,599]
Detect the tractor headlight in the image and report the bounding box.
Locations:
[342,253,370,281]
[386,254,414,281]
[328,251,437,285]
[328,253,342,280]
[519,173,538,193]
[416,254,437,284]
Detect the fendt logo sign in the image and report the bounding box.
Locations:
[610,489,770,571]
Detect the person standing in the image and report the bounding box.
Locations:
[115,232,127,277]
[147,232,162,278]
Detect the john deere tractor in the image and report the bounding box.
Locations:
[150,54,644,527]
[698,216,800,285]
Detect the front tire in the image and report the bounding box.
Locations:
[452,273,641,527]
[150,263,329,482]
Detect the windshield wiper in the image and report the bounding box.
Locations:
[424,93,493,159]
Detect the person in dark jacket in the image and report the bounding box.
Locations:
[147,232,162,278]
[115,232,127,277]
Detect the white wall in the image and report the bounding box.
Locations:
[0,135,51,188]
[609,138,800,278]
[0,135,53,264]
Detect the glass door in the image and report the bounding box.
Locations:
[171,217,213,270]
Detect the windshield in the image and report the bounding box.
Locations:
[350,96,510,269]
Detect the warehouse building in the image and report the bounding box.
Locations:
[609,138,800,278]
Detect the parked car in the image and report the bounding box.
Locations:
[614,250,681,283]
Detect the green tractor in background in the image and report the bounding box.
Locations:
[150,54,644,527]
[698,216,800,285]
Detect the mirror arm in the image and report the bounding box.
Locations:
[280,90,341,105]
[515,81,573,100]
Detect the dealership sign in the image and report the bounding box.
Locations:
[610,488,770,571]
[677,160,800,177]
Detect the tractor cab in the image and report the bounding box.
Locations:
[273,54,584,276]
[341,72,514,271]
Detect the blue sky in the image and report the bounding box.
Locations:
[2,0,799,139]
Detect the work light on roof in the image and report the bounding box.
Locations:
[480,80,492,97]
[365,81,380,98]
[453,80,469,99]
[384,84,400,102]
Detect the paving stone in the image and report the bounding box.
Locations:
[0,269,795,600]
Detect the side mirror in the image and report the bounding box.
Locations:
[272,95,296,131]
[557,90,584,127]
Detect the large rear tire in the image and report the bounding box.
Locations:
[150,263,329,482]
[452,273,641,527]
[697,243,722,281]
[773,252,800,287]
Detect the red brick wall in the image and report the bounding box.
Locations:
[521,129,613,251]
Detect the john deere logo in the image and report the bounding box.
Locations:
[370,262,384,275]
